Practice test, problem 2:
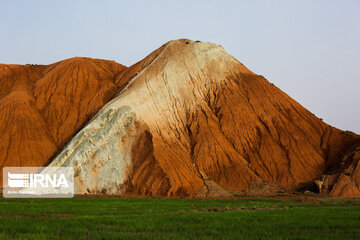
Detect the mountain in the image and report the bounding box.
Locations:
[0,58,126,184]
[41,39,359,197]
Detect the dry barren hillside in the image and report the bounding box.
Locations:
[0,58,126,183]
[41,39,359,198]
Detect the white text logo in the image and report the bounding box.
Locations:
[8,172,69,188]
[3,167,74,198]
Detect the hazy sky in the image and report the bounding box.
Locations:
[1,0,359,133]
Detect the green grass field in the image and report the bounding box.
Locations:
[0,196,359,239]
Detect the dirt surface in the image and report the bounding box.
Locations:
[1,39,359,198]
[0,58,126,184]
[329,141,360,197]
[116,39,359,197]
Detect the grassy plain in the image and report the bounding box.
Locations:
[0,196,359,239]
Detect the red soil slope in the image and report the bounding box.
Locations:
[1,40,359,198]
[120,40,359,197]
[0,58,126,182]
[327,140,360,197]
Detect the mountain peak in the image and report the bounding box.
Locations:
[44,40,359,197]
[1,40,359,197]
[0,58,126,177]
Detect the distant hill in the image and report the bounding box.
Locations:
[0,58,126,184]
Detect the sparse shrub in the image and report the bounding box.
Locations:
[345,172,353,177]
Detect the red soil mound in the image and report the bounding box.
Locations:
[116,40,360,197]
[1,40,359,198]
[328,140,360,197]
[0,58,126,183]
